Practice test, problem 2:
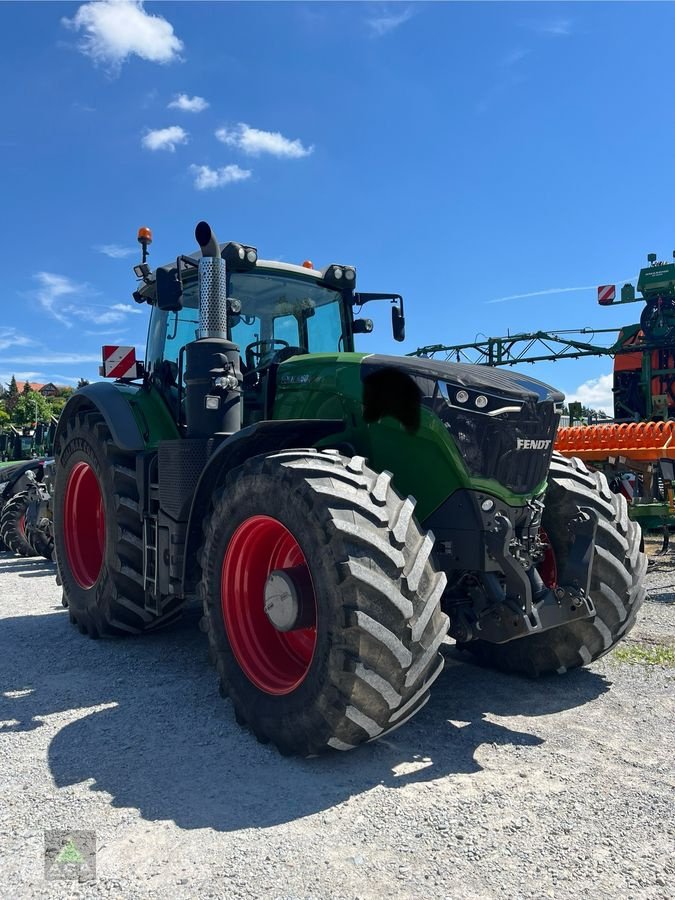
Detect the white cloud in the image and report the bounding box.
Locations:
[68,304,143,326]
[566,373,614,414]
[485,277,636,305]
[85,329,129,337]
[502,48,530,68]
[215,123,313,159]
[190,164,252,190]
[46,374,87,385]
[142,125,188,152]
[110,303,144,315]
[168,93,208,113]
[33,274,145,328]
[0,329,34,353]
[62,0,183,70]
[0,371,43,389]
[35,272,83,326]
[525,18,572,37]
[366,6,414,36]
[0,353,102,365]
[95,244,136,259]
[486,284,596,305]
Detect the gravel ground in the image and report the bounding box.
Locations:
[0,547,673,900]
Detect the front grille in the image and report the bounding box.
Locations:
[438,399,559,494]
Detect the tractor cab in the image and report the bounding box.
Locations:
[134,225,404,428]
[144,261,352,425]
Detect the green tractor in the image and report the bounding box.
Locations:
[53,222,646,755]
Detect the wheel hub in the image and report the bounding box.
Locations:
[264,565,314,632]
[220,515,318,695]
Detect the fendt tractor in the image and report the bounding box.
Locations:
[53,222,645,756]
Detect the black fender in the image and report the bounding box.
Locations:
[0,459,49,501]
[54,382,145,455]
[182,418,344,594]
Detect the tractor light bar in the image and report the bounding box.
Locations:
[221,241,258,271]
[321,264,357,289]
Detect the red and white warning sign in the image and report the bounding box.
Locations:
[101,345,138,379]
[597,284,616,305]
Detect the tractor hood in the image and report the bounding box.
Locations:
[360,354,563,496]
[362,354,565,405]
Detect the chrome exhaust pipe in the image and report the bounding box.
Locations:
[195,220,227,339]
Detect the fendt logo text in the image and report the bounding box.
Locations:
[516,438,552,450]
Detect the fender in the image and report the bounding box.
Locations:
[0,459,49,500]
[182,418,344,594]
[54,382,145,454]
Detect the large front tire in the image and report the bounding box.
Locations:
[54,409,181,637]
[199,449,449,756]
[463,453,646,676]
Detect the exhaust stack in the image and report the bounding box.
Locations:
[184,221,242,437]
[195,220,228,340]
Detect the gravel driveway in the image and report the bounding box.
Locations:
[0,548,673,899]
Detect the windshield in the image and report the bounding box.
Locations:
[146,268,348,374]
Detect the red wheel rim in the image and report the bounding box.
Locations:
[63,462,105,589]
[18,513,25,537]
[538,528,558,588]
[221,515,317,695]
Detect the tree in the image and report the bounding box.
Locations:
[5,376,19,414]
[76,378,90,389]
[12,390,52,427]
[55,386,74,399]
[47,396,69,417]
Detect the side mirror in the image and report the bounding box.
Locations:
[353,318,374,334]
[155,265,184,311]
[392,305,405,342]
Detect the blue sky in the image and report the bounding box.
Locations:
[2,1,675,411]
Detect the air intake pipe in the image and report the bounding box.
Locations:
[184,221,242,438]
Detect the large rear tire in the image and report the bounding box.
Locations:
[54,409,182,637]
[0,492,37,557]
[199,449,449,756]
[462,453,646,676]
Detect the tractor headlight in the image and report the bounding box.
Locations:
[322,263,356,290]
[221,242,258,271]
[432,379,558,493]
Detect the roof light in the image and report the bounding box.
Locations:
[137,226,152,245]
[221,241,257,271]
[321,263,357,289]
[302,260,314,269]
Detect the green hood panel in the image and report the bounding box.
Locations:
[271,353,543,521]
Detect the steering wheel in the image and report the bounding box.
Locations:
[245,339,289,369]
